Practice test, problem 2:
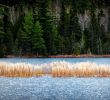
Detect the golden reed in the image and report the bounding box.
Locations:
[0,61,110,77]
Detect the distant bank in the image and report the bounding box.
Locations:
[5,54,110,58]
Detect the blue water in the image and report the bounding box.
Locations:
[0,58,110,64]
[0,58,110,100]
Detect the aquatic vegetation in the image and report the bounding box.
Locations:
[0,61,110,77]
[51,62,110,77]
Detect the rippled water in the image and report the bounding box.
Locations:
[0,58,110,100]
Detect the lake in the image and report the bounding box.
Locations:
[0,58,110,100]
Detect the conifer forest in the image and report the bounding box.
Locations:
[0,0,110,57]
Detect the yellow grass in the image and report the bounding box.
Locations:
[0,61,110,77]
[51,62,110,77]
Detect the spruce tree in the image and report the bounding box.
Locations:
[38,0,55,55]
[0,7,6,57]
[18,11,46,55]
[69,10,82,54]
[32,21,46,55]
[0,9,5,57]
[20,11,33,53]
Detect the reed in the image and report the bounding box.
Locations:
[51,62,110,77]
[0,61,110,77]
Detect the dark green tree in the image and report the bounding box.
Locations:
[32,21,46,55]
[0,9,5,57]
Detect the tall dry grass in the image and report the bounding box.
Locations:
[51,61,110,77]
[0,61,110,77]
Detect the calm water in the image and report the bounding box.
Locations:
[0,58,110,100]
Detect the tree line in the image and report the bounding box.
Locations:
[0,0,110,57]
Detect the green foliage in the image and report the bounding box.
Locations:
[47,24,65,55]
[0,0,110,56]
[76,0,91,13]
[18,11,33,53]
[88,9,101,54]
[18,11,46,55]
[32,21,46,54]
[0,16,5,57]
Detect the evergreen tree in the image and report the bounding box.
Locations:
[32,21,46,55]
[3,7,13,54]
[18,11,46,55]
[89,8,101,54]
[38,0,55,55]
[83,28,90,54]
[50,25,64,54]
[69,9,82,54]
[19,11,33,53]
[0,0,110,56]
[0,8,5,57]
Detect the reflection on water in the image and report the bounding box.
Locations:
[0,58,110,100]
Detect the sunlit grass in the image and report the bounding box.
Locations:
[0,61,110,77]
[51,62,110,77]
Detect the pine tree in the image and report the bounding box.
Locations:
[89,8,100,54]
[18,11,33,54]
[83,28,90,54]
[32,21,46,55]
[50,25,64,54]
[18,11,46,55]
[38,0,55,55]
[0,7,6,57]
[69,10,82,54]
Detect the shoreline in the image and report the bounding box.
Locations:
[5,54,110,58]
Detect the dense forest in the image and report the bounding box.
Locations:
[0,0,110,57]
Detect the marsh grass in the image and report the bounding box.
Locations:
[51,62,110,77]
[0,61,110,77]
